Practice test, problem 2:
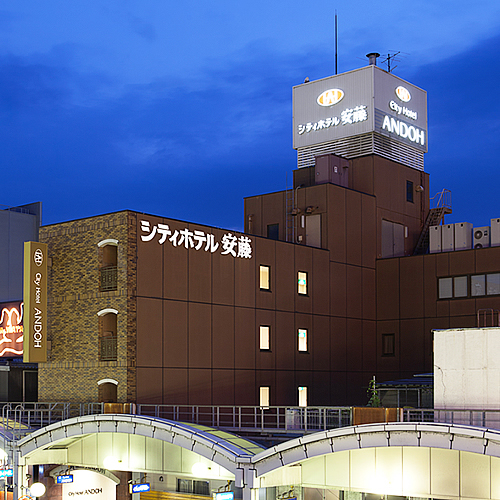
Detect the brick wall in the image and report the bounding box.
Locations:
[38,211,136,403]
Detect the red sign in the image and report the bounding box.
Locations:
[0,301,23,356]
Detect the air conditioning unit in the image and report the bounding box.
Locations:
[429,225,442,253]
[442,224,455,252]
[454,222,472,251]
[491,218,500,247]
[473,226,490,248]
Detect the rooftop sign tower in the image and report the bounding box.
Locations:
[293,53,427,170]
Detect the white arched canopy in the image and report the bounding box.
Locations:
[17,414,262,477]
[249,422,500,500]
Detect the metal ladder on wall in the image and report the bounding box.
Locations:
[413,189,452,255]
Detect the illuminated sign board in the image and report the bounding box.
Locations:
[23,242,48,363]
[62,469,116,500]
[57,475,74,484]
[215,493,234,500]
[140,220,252,259]
[293,65,427,153]
[130,483,150,493]
[0,302,23,356]
[0,469,13,478]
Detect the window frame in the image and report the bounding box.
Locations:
[259,386,270,408]
[259,265,270,291]
[382,333,395,357]
[259,325,270,351]
[297,271,308,295]
[298,328,308,352]
[298,386,308,407]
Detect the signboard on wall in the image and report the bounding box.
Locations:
[62,470,116,500]
[0,301,23,356]
[292,64,427,152]
[23,241,47,363]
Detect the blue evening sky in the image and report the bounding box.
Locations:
[1,1,500,230]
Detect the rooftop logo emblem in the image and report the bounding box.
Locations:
[395,86,411,102]
[317,89,344,107]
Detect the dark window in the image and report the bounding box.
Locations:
[406,181,414,203]
[99,313,117,361]
[267,223,279,240]
[193,481,209,495]
[382,334,395,356]
[99,244,118,291]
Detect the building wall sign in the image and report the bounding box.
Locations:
[23,242,47,363]
[130,483,150,493]
[57,475,74,484]
[395,86,411,102]
[62,470,116,500]
[316,88,344,106]
[140,220,252,259]
[293,65,427,154]
[0,301,23,356]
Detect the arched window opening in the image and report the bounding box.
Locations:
[99,311,117,361]
[97,239,118,292]
[97,378,118,403]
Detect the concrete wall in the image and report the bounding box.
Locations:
[434,327,500,409]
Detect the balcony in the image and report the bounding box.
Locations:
[99,266,117,292]
[99,336,117,361]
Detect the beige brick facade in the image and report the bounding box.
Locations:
[38,211,137,403]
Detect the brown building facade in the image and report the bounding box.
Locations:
[37,63,500,407]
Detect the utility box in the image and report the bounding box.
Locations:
[491,218,500,247]
[429,225,442,253]
[442,224,455,252]
[474,226,490,248]
[454,222,472,250]
[315,153,349,187]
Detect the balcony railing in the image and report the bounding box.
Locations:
[99,336,117,361]
[99,266,117,291]
[3,404,500,443]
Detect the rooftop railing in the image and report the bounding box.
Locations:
[2,403,500,442]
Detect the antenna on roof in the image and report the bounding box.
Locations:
[379,51,406,73]
[334,11,338,75]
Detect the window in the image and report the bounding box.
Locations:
[298,329,308,351]
[98,239,118,292]
[298,271,308,295]
[267,223,279,240]
[487,273,500,295]
[260,265,270,290]
[406,180,414,203]
[438,277,453,299]
[471,275,486,296]
[454,276,468,297]
[439,274,500,299]
[382,334,395,356]
[298,386,308,407]
[260,386,270,407]
[98,308,118,361]
[260,326,270,350]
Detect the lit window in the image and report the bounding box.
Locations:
[298,386,308,407]
[260,326,270,350]
[298,271,308,295]
[260,386,270,407]
[260,265,270,290]
[298,329,308,351]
